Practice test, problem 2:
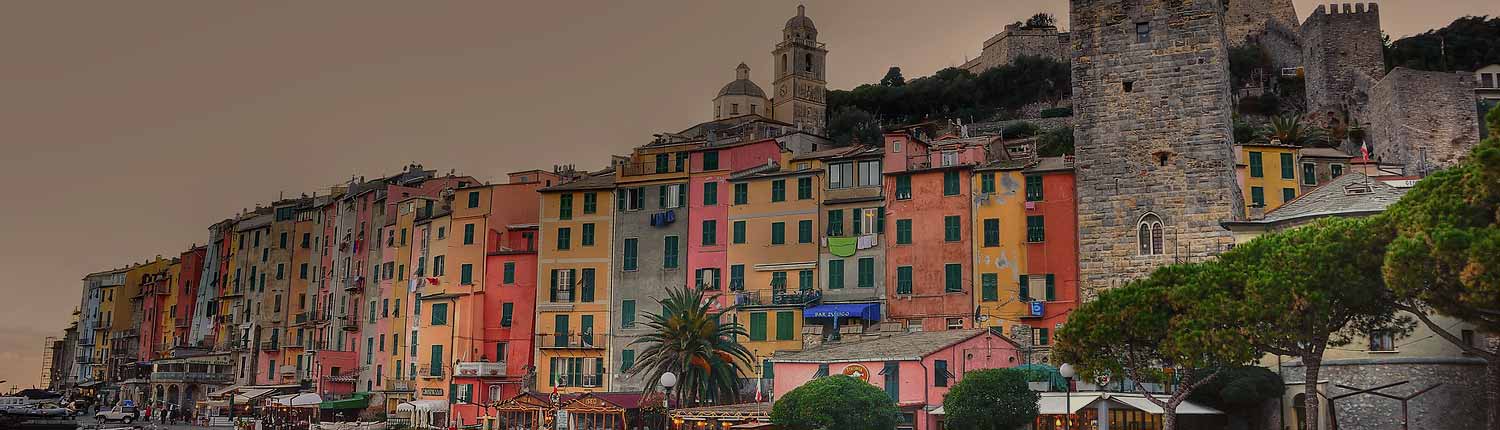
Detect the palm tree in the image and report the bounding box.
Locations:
[627,286,756,408]
[1260,115,1329,147]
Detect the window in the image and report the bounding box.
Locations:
[1136,22,1151,43]
[883,362,900,401]
[896,219,912,244]
[703,151,720,170]
[982,219,1000,247]
[500,303,513,327]
[1026,216,1045,242]
[944,216,961,242]
[858,160,881,186]
[895,175,912,200]
[1462,329,1477,351]
[981,274,998,301]
[827,209,844,236]
[943,171,960,195]
[460,264,473,285]
[580,268,596,302]
[696,268,721,290]
[618,188,645,211]
[702,220,717,245]
[559,194,573,220]
[621,300,636,328]
[980,173,995,194]
[620,349,636,372]
[1280,153,1295,179]
[798,219,813,243]
[703,182,718,206]
[1283,188,1297,204]
[829,162,854,189]
[944,264,962,293]
[663,236,679,269]
[622,238,638,271]
[1303,163,1319,185]
[434,256,446,276]
[1044,274,1056,301]
[730,265,745,291]
[429,345,444,376]
[771,180,786,202]
[1025,175,1044,201]
[940,151,959,167]
[1249,152,1264,178]
[1251,187,1265,208]
[828,259,845,289]
[431,303,448,326]
[276,264,285,280]
[300,263,308,279]
[749,312,767,341]
[1369,330,1396,352]
[1482,73,1496,89]
[732,221,746,244]
[437,226,445,239]
[733,183,748,205]
[771,222,785,245]
[797,177,813,199]
[659,184,685,209]
[463,224,475,245]
[896,266,913,295]
[655,153,669,174]
[1033,327,1050,346]
[1138,213,1165,256]
[503,262,515,284]
[556,227,571,250]
[934,360,950,387]
[771,272,787,291]
[775,311,795,340]
[467,191,480,209]
[583,192,597,214]
[858,258,875,288]
[1331,164,1345,178]
[581,223,595,246]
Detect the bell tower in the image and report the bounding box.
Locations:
[771,5,827,134]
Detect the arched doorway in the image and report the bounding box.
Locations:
[167,385,180,409]
[154,385,164,404]
[183,384,197,412]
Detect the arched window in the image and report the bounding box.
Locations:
[782,54,789,73]
[1138,213,1164,256]
[804,53,814,73]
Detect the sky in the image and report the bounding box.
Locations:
[1,0,1495,391]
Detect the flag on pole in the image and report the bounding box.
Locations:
[755,381,763,403]
[1360,141,1370,163]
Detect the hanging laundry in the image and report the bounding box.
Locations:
[856,234,877,250]
[664,210,676,224]
[828,236,858,257]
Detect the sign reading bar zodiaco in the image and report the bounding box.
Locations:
[420,388,443,397]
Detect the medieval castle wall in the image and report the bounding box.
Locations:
[1070,0,1245,297]
[1223,0,1300,47]
[963,23,1071,74]
[1301,3,1386,117]
[1353,68,1482,174]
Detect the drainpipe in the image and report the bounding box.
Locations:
[917,360,930,421]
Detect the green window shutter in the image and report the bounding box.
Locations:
[549,269,559,302]
[935,360,949,387]
[858,258,874,288]
[557,227,570,250]
[634,187,645,210]
[500,303,513,327]
[621,349,636,372]
[828,259,845,289]
[981,173,995,194]
[679,183,687,207]
[460,264,473,285]
[1019,275,1030,300]
[733,221,746,244]
[877,206,886,234]
[553,315,568,346]
[502,262,514,284]
[1249,152,1264,177]
[621,300,635,328]
[658,185,667,209]
[1025,175,1044,201]
[798,220,813,243]
[676,153,687,172]
[982,274,998,301]
[1303,163,1318,185]
[704,182,718,206]
[580,269,595,302]
[704,151,719,170]
[464,224,475,245]
[771,222,785,245]
[581,223,595,246]
[730,265,745,291]
[1251,187,1265,207]
[943,171,960,195]
[945,264,962,293]
[432,303,448,326]
[1045,274,1056,301]
[749,312,767,341]
[734,183,748,205]
[583,192,596,214]
[944,216,961,242]
[897,266,913,295]
[655,154,669,173]
[623,238,638,270]
[983,219,1000,247]
[1331,164,1344,178]
[616,190,626,211]
[1280,153,1295,179]
[663,236,679,268]
[771,180,786,202]
[1038,328,1050,345]
[1283,188,1296,204]
[763,360,775,379]
[827,209,844,236]
[776,311,795,341]
[771,272,787,291]
[430,345,443,376]
[797,177,812,200]
[702,220,717,246]
[896,219,912,244]
[1026,216,1045,242]
[559,194,573,220]
[468,191,480,208]
[799,270,813,291]
[580,315,594,345]
[895,175,912,199]
[854,208,865,235]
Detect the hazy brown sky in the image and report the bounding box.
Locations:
[1,0,1494,390]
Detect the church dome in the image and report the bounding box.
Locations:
[717,63,766,98]
[784,5,817,34]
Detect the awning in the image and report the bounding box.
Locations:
[1111,396,1222,415]
[929,406,944,415]
[396,399,448,412]
[271,393,323,407]
[319,393,371,410]
[1037,394,1102,415]
[803,303,880,320]
[207,386,276,404]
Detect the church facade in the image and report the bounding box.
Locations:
[712,5,827,136]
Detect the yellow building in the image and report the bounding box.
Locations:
[159,260,183,355]
[726,156,822,378]
[1237,143,1302,213]
[971,164,1030,329]
[536,170,616,393]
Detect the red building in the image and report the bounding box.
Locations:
[1022,157,1080,343]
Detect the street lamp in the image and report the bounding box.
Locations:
[659,372,678,430]
[1058,364,1075,430]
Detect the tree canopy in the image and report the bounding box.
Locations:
[770,375,899,430]
[1386,16,1500,72]
[627,286,756,406]
[942,369,1039,430]
[879,66,905,87]
[825,56,1070,129]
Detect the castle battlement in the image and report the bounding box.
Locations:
[1310,3,1379,17]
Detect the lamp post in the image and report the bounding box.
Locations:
[1059,364,1075,430]
[659,372,678,430]
[224,388,242,429]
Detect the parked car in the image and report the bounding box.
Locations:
[93,405,138,423]
[27,402,75,417]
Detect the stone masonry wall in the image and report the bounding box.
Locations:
[1070,0,1246,298]
[1283,358,1489,430]
[1223,0,1299,47]
[1353,68,1482,174]
[1257,19,1304,70]
[1301,3,1385,117]
[966,24,1071,74]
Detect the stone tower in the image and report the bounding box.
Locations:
[1301,3,1385,119]
[1222,0,1299,46]
[1070,0,1246,297]
[713,63,769,120]
[771,5,828,134]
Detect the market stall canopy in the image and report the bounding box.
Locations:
[319,393,370,410]
[802,303,880,320]
[396,399,447,413]
[207,386,277,404]
[1036,392,1223,416]
[271,393,323,407]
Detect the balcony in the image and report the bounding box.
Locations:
[617,160,684,177]
[345,277,365,293]
[554,373,603,388]
[174,317,191,328]
[220,288,244,298]
[323,373,357,384]
[340,317,359,331]
[294,312,309,325]
[280,365,297,376]
[453,361,508,378]
[539,333,606,349]
[152,371,231,384]
[382,378,414,391]
[259,341,279,351]
[418,364,445,379]
[735,289,821,307]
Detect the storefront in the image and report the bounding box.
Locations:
[668,402,772,429]
[1032,392,1225,430]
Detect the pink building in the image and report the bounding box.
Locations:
[687,138,785,307]
[769,329,1022,430]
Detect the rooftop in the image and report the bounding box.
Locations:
[771,329,1006,363]
[1299,147,1354,159]
[540,168,617,192]
[1226,172,1406,228]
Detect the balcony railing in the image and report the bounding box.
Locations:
[340,317,359,331]
[280,365,297,376]
[151,285,172,295]
[453,361,508,378]
[735,289,821,307]
[617,160,685,177]
[323,373,357,384]
[259,341,279,351]
[345,277,365,293]
[383,378,414,391]
[538,333,605,349]
[419,364,445,379]
[554,373,603,388]
[294,312,309,324]
[151,371,232,384]
[174,317,191,328]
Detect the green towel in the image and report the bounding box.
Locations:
[828,237,858,257]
